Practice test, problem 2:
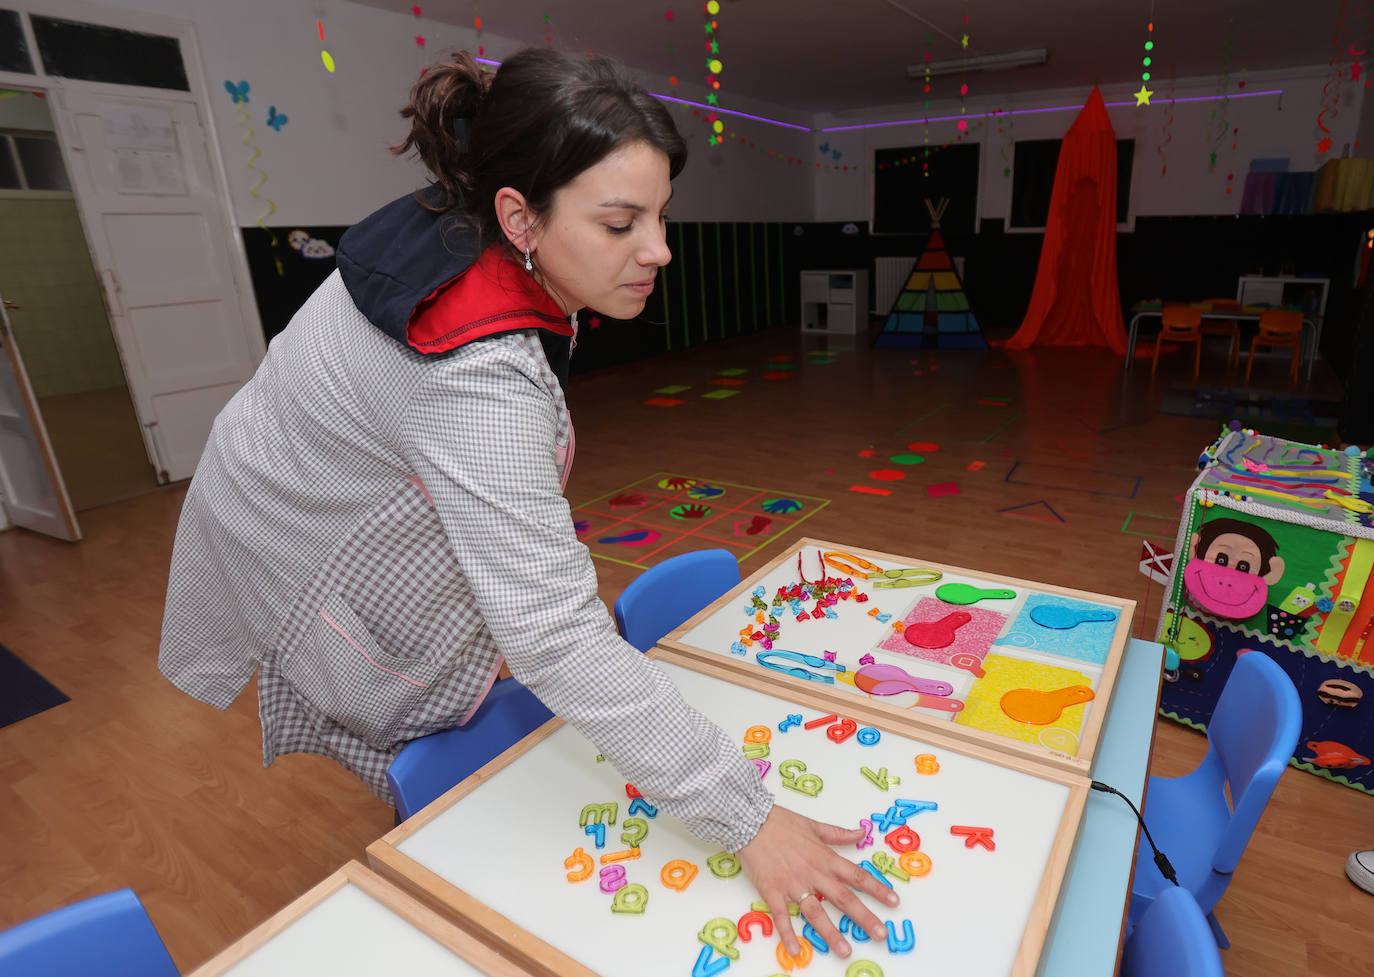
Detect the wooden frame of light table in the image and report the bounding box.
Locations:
[658,537,1135,778]
[367,647,1089,977]
[186,860,536,977]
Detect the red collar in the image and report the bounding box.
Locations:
[406,246,573,354]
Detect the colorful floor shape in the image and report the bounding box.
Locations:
[644,397,684,407]
[927,482,960,498]
[701,389,740,400]
[849,485,892,496]
[1005,462,1141,498]
[1120,511,1177,538]
[997,500,1065,523]
[573,473,830,569]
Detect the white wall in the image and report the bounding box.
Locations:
[813,65,1365,225]
[72,0,813,225]
[41,1,1364,231]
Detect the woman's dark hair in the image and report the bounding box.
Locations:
[392,48,687,251]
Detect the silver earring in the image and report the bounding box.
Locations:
[524,247,533,273]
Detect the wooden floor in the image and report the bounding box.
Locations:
[0,323,1369,976]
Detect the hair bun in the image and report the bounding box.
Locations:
[392,51,491,208]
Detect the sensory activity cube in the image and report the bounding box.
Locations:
[366,651,1086,977]
[1158,428,1374,793]
[659,538,1135,775]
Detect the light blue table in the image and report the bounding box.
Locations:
[1041,637,1164,976]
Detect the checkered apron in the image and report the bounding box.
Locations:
[158,272,770,848]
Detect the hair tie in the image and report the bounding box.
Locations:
[451,116,469,145]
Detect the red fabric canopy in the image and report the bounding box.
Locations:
[1007,87,1126,353]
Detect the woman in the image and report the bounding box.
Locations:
[159,48,895,956]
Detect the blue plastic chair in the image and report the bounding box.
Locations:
[1122,886,1225,977]
[387,549,740,821]
[0,888,179,976]
[1128,650,1301,948]
[613,549,741,652]
[386,676,553,821]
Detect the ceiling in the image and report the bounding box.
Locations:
[356,0,1352,118]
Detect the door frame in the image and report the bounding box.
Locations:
[0,0,265,487]
[0,296,80,539]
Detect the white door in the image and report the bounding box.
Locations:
[48,83,261,482]
[0,298,80,540]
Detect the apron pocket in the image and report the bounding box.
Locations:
[281,592,441,749]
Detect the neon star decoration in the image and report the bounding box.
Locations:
[703,0,724,146]
[1137,7,1153,108]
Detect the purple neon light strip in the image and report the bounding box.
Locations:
[476,54,1277,135]
[475,55,809,129]
[822,88,1284,132]
[649,92,811,130]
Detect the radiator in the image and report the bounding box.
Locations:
[874,256,918,314]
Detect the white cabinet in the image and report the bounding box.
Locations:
[800,269,869,334]
[1236,275,1329,319]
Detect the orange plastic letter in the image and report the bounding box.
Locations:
[744,724,773,744]
[899,850,932,877]
[564,847,593,882]
[661,859,699,891]
[776,936,814,971]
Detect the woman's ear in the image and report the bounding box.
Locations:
[494,187,535,251]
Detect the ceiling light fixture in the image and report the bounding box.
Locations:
[908,47,1048,80]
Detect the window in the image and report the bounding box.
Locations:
[873,143,980,235]
[1009,138,1134,229]
[0,132,70,192]
[31,15,188,91]
[0,9,35,74]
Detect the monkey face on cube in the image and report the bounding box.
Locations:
[1183,518,1286,620]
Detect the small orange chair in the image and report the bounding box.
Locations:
[1199,298,1242,370]
[1152,305,1204,377]
[1244,309,1304,384]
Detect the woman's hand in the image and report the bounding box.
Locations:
[735,804,898,958]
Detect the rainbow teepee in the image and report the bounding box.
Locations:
[874,198,986,350]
